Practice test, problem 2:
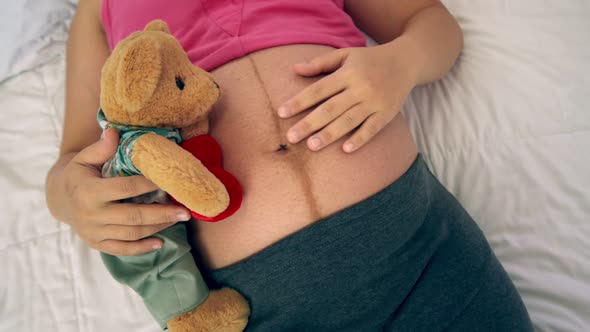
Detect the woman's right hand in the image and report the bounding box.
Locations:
[45,128,192,256]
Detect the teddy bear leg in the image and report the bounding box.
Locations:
[168,288,250,332]
[101,224,210,329]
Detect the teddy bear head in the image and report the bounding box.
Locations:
[100,20,220,130]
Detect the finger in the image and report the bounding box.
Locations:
[97,222,177,242]
[293,49,349,77]
[278,72,346,118]
[286,91,358,144]
[98,202,191,226]
[95,175,161,202]
[73,128,119,168]
[307,104,369,151]
[343,112,392,153]
[96,238,165,256]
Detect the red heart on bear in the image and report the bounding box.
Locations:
[169,135,242,222]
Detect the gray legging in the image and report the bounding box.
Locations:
[206,155,534,332]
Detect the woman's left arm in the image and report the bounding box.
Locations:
[279,0,463,152]
[345,0,463,85]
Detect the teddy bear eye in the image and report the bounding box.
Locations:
[175,77,185,90]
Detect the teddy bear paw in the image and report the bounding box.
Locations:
[167,288,250,332]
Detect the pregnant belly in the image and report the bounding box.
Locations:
[192,44,417,269]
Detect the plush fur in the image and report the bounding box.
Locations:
[101,20,220,130]
[100,19,228,217]
[100,20,249,331]
[132,133,229,217]
[168,289,250,332]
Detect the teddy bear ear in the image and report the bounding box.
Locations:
[145,20,170,34]
[115,37,162,113]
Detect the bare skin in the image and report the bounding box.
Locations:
[45,0,463,267]
[197,45,418,268]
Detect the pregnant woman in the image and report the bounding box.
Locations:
[46,0,533,330]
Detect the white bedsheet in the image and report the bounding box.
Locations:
[1,1,589,331]
[0,0,76,83]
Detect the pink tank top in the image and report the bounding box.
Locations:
[101,0,366,71]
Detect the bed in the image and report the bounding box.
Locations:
[1,1,589,331]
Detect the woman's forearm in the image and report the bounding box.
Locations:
[45,152,77,219]
[346,1,463,87]
[62,0,109,155]
[393,4,463,86]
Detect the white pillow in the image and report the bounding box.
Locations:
[403,1,590,331]
[0,0,77,82]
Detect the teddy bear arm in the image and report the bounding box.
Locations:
[131,133,229,217]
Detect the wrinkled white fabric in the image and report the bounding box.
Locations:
[0,0,76,82]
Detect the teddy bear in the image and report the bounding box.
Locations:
[97,19,250,332]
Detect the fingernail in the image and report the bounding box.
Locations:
[309,137,321,150]
[278,106,289,118]
[152,243,162,250]
[344,142,355,153]
[287,130,299,143]
[177,211,190,221]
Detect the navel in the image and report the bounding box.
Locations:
[245,54,321,221]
